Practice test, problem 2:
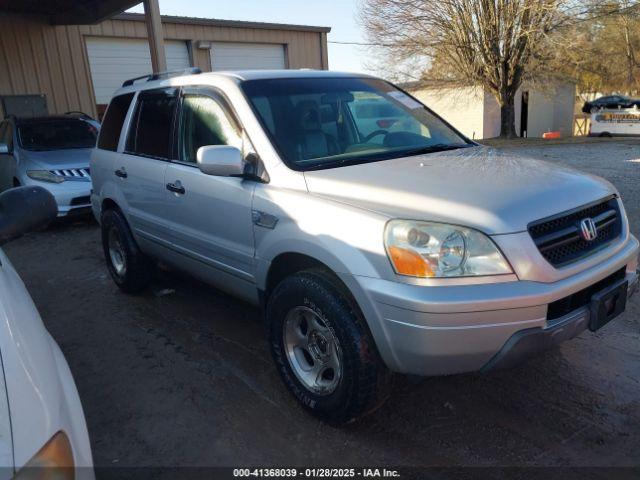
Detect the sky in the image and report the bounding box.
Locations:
[127,0,376,74]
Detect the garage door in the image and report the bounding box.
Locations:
[86,37,191,104]
[210,43,286,71]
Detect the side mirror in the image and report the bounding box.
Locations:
[0,186,57,246]
[197,145,245,177]
[0,143,9,155]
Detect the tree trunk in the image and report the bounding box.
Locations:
[498,93,517,139]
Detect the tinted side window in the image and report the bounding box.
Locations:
[127,89,178,159]
[178,94,242,164]
[98,93,134,151]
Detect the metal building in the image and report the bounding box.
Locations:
[0,1,330,118]
[405,81,576,139]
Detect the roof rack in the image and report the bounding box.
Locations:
[122,67,202,87]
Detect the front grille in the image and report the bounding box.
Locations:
[50,168,91,181]
[547,267,626,320]
[70,195,90,206]
[528,196,622,267]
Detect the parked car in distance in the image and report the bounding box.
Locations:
[0,186,93,478]
[91,69,639,424]
[0,113,99,216]
[349,97,404,143]
[582,94,639,113]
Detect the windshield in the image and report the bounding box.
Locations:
[241,77,471,170]
[18,119,98,151]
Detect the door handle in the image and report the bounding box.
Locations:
[114,168,127,178]
[166,182,185,195]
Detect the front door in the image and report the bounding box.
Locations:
[163,88,256,284]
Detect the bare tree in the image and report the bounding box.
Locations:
[591,0,639,92]
[555,0,640,95]
[359,0,592,138]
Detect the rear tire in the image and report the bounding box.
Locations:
[101,208,153,293]
[267,269,391,424]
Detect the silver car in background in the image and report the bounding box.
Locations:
[0,114,99,216]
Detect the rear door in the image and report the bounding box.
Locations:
[163,87,257,284]
[117,88,178,246]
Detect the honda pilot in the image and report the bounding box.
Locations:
[91,69,639,423]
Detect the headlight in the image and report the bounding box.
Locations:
[27,170,65,183]
[384,220,512,278]
[13,431,74,479]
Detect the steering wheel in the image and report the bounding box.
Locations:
[363,129,388,142]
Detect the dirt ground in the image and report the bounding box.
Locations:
[4,139,640,470]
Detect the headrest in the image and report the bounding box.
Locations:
[296,100,322,131]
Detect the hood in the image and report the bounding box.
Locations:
[20,148,93,169]
[303,146,616,235]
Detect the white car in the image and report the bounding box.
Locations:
[0,186,93,478]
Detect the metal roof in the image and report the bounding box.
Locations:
[0,0,139,24]
[113,12,331,33]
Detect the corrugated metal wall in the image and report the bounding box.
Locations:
[0,14,97,117]
[0,13,328,118]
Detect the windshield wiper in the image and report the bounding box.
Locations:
[402,143,472,157]
[303,150,399,170]
[301,144,473,171]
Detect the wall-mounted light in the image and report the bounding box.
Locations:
[196,41,211,50]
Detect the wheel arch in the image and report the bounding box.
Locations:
[101,197,121,214]
[258,245,399,373]
[261,252,371,339]
[265,252,344,301]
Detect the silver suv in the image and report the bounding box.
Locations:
[91,69,639,423]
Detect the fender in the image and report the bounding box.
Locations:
[91,177,129,226]
[252,184,393,290]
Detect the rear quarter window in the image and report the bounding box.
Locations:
[98,93,135,151]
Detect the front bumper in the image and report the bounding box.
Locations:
[481,271,637,372]
[345,235,639,376]
[21,177,92,217]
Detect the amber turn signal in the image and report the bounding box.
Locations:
[387,246,434,277]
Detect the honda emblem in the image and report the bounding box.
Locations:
[580,218,598,242]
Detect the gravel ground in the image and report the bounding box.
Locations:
[3,139,640,470]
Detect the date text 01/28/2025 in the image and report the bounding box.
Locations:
[232,468,401,478]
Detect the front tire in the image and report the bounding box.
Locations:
[101,208,153,293]
[267,269,391,424]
